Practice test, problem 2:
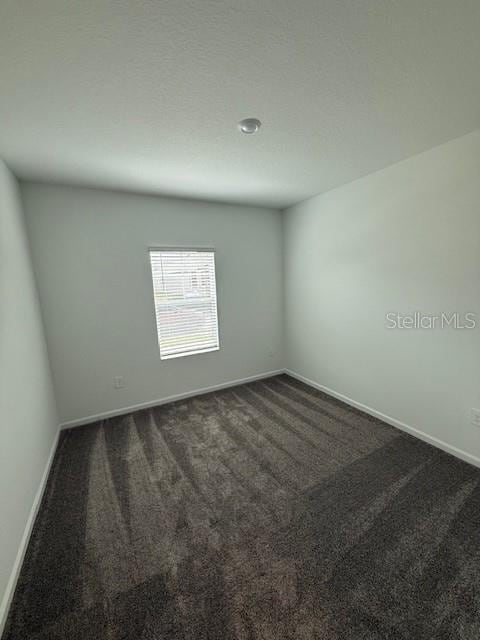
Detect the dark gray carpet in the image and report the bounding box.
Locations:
[3,374,480,639]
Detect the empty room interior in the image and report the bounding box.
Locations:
[1,2,480,639]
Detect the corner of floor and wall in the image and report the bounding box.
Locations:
[282,128,480,467]
[1,127,480,633]
[0,159,60,636]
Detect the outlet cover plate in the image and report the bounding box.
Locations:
[471,408,480,427]
[113,376,125,389]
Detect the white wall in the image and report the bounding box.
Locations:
[284,130,480,460]
[22,184,284,425]
[0,161,58,630]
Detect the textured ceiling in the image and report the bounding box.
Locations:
[1,0,480,208]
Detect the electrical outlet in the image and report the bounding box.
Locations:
[471,408,480,428]
[113,376,125,389]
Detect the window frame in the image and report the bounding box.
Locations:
[148,246,220,360]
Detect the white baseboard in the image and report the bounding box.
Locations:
[61,369,285,430]
[0,428,60,637]
[285,369,480,469]
[62,368,480,470]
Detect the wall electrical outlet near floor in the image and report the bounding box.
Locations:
[471,408,480,428]
[113,376,125,389]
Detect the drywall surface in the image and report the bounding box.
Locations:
[22,184,284,424]
[3,2,480,207]
[0,161,58,625]
[283,129,480,458]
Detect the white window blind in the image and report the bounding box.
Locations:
[149,249,219,360]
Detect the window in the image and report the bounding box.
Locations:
[149,249,219,360]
